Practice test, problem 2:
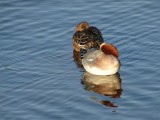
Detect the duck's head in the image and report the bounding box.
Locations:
[76,22,89,31]
[100,43,119,58]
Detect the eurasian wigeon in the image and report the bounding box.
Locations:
[82,43,120,75]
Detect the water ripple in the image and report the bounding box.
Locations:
[0,0,160,120]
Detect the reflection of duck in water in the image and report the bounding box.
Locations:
[82,71,122,108]
[73,22,104,60]
[82,43,120,75]
[82,71,122,97]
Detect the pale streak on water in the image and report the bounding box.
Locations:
[0,0,160,120]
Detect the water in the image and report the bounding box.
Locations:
[0,0,160,120]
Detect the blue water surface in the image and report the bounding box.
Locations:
[0,0,160,120]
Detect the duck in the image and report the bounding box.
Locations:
[73,22,104,58]
[82,42,120,75]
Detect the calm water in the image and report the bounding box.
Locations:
[0,0,160,120]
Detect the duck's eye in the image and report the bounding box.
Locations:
[101,46,106,52]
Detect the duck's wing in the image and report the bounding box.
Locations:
[73,26,104,47]
[73,30,100,57]
[83,50,99,62]
[88,26,104,43]
[73,26,104,59]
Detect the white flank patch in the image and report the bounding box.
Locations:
[87,58,94,61]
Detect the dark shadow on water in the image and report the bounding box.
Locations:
[90,96,118,108]
[73,50,83,68]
